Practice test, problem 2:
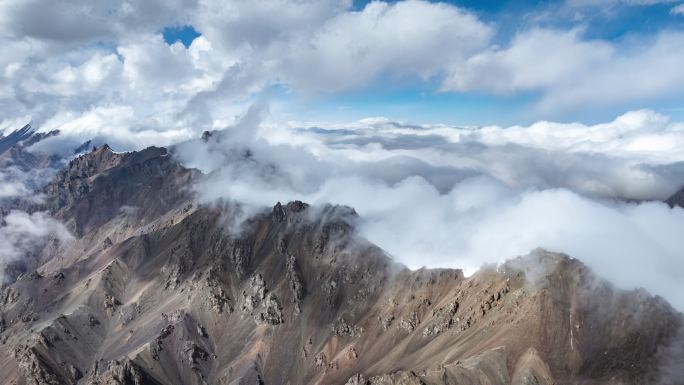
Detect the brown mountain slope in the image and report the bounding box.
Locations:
[0,145,682,385]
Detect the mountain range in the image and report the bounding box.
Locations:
[0,127,683,385]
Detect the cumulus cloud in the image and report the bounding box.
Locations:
[1,0,490,140]
[195,0,349,51]
[0,0,195,44]
[3,0,684,140]
[0,166,56,204]
[671,3,684,15]
[172,105,684,311]
[279,0,493,92]
[0,211,73,282]
[442,28,684,114]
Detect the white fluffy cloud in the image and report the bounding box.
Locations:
[442,28,614,94]
[279,0,493,92]
[0,0,195,44]
[0,0,495,145]
[195,0,350,51]
[442,28,684,114]
[0,166,56,202]
[32,105,197,152]
[473,109,684,163]
[277,109,684,200]
[0,211,73,281]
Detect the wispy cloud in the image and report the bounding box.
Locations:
[671,3,684,15]
[0,211,73,282]
[442,28,684,115]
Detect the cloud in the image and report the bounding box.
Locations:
[0,0,196,44]
[0,171,30,198]
[0,166,56,203]
[671,4,684,15]
[279,0,493,92]
[118,35,198,91]
[0,211,73,282]
[30,105,196,153]
[442,28,684,114]
[194,0,349,51]
[283,109,684,200]
[442,28,613,94]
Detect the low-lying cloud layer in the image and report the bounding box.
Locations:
[174,106,684,310]
[0,170,30,198]
[0,210,73,282]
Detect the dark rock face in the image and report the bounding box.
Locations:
[666,186,684,208]
[0,144,682,385]
[42,145,197,235]
[271,202,286,223]
[0,124,36,155]
[286,254,305,314]
[87,358,161,385]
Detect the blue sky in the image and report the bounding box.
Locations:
[162,25,202,48]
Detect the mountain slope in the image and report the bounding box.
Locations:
[0,145,682,385]
[667,186,684,208]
